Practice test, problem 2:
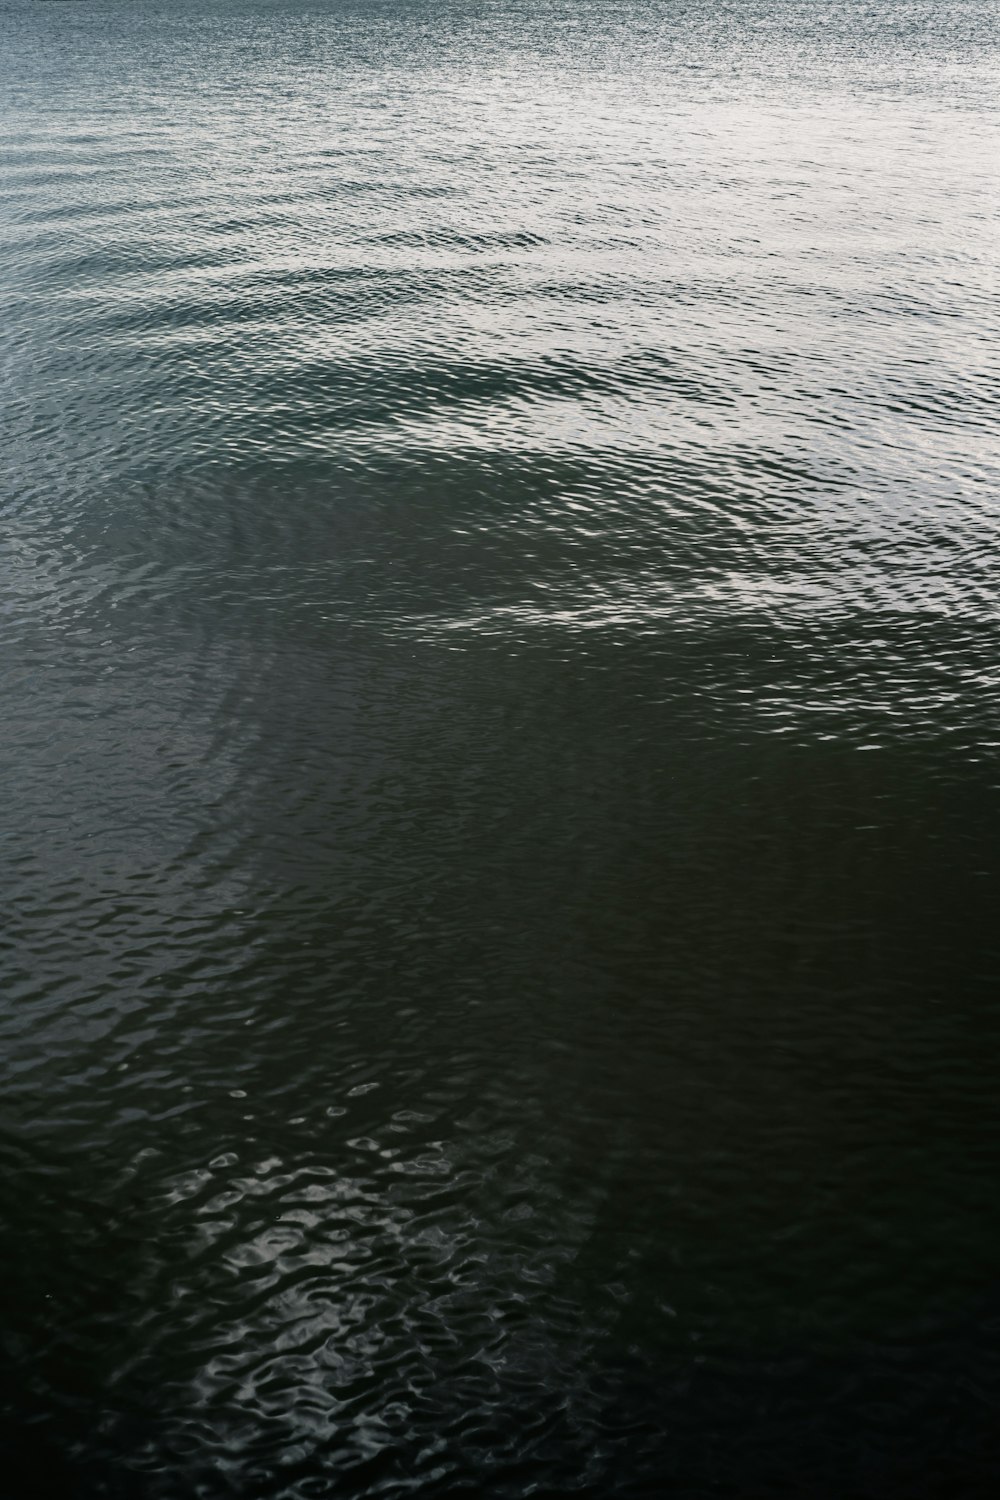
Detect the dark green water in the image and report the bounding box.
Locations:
[2,0,1000,1493]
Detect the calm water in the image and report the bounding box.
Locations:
[2,0,1000,1493]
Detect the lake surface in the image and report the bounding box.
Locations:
[2,0,999,1493]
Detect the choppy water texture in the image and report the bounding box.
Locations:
[2,0,1000,1493]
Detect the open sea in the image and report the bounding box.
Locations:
[2,0,999,1494]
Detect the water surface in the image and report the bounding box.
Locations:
[2,0,1000,1493]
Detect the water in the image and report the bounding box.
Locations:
[2,0,999,1492]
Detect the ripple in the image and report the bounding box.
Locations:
[3,0,1000,1494]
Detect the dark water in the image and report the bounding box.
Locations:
[2,0,1000,1493]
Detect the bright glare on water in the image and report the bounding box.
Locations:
[2,0,1000,1494]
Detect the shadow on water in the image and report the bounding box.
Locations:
[0,1131,160,1495]
[4,629,1000,1496]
